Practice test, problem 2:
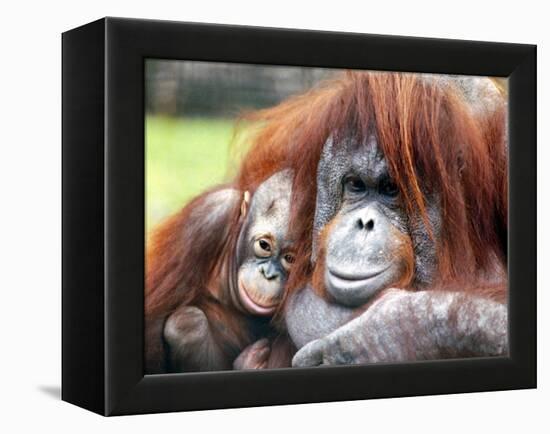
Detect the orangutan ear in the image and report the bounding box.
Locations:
[240,191,250,219]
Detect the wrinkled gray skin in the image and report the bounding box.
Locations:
[286,285,359,349]
[286,77,508,366]
[165,171,293,372]
[291,288,508,366]
[313,135,440,306]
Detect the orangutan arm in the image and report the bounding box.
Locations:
[292,289,508,367]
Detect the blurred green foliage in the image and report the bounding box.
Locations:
[146,115,238,232]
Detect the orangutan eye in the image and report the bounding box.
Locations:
[343,175,366,193]
[379,178,399,197]
[254,238,272,257]
[281,253,295,271]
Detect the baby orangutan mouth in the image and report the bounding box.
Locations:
[238,278,279,316]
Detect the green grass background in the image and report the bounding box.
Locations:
[146,115,239,232]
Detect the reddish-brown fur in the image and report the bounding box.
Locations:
[145,185,244,373]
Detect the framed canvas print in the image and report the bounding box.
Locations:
[62,17,536,416]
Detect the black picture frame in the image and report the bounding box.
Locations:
[62,17,536,416]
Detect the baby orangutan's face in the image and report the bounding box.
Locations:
[237,232,294,316]
[235,171,294,316]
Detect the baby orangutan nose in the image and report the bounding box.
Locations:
[260,262,280,280]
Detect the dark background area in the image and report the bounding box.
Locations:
[146,60,337,117]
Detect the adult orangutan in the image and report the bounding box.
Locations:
[145,171,296,373]
[239,72,508,365]
[290,73,508,366]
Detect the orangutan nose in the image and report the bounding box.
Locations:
[356,206,381,232]
[357,217,375,231]
[260,262,280,280]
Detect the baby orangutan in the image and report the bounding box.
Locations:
[161,170,296,372]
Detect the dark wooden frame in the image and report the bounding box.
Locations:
[62,17,536,416]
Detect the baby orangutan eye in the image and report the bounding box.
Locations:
[281,253,295,271]
[254,238,272,258]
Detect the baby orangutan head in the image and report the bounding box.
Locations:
[233,170,295,316]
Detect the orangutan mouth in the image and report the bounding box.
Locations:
[238,280,278,316]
